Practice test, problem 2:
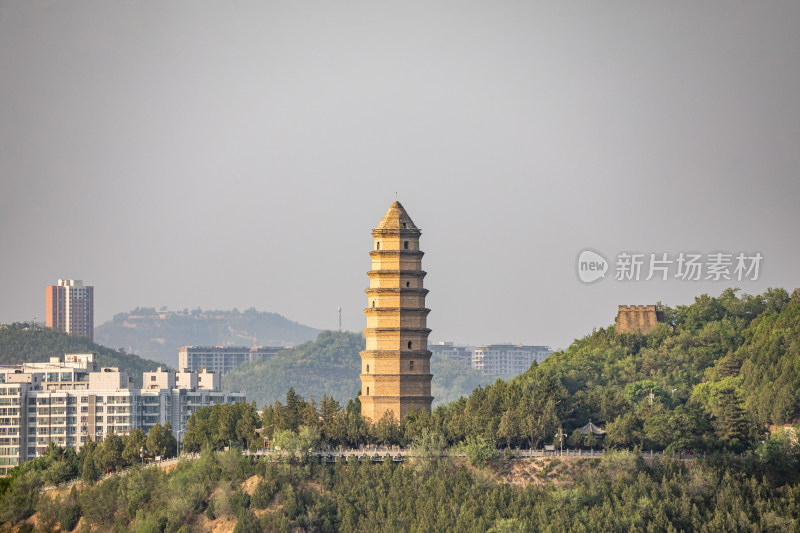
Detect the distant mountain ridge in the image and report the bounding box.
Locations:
[95,307,321,367]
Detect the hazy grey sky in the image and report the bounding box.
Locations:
[2,1,799,350]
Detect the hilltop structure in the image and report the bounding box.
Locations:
[45,279,94,340]
[360,202,433,421]
[616,305,664,334]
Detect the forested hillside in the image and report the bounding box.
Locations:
[227,288,800,455]
[223,331,363,406]
[222,331,499,408]
[3,443,800,532]
[95,307,321,367]
[3,288,800,532]
[430,287,800,452]
[0,323,162,386]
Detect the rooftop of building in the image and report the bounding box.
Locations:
[1,353,97,371]
[476,344,553,351]
[179,345,285,351]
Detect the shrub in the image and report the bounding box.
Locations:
[229,490,251,514]
[279,485,305,520]
[233,509,260,533]
[58,503,82,531]
[206,499,216,520]
[462,435,497,467]
[34,493,61,530]
[0,471,41,523]
[260,510,292,533]
[252,479,278,509]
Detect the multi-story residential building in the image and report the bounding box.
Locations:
[427,342,473,366]
[0,354,131,474]
[0,354,244,476]
[178,345,284,374]
[0,383,23,475]
[45,279,94,340]
[471,345,553,376]
[140,367,245,440]
[428,342,553,376]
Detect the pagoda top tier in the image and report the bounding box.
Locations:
[374,201,420,233]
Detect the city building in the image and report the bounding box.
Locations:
[360,202,433,422]
[471,345,553,376]
[140,367,245,442]
[0,354,244,476]
[428,342,553,376]
[427,342,472,366]
[178,345,284,374]
[45,279,94,340]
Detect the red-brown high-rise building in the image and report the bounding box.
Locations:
[46,279,94,340]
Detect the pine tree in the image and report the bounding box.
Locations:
[81,449,98,484]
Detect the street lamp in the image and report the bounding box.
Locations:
[177,429,186,457]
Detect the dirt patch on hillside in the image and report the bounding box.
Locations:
[198,514,237,533]
[159,462,178,475]
[241,475,260,495]
[490,458,576,488]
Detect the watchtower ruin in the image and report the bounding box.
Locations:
[616,305,663,334]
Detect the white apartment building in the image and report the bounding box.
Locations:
[428,342,553,377]
[140,367,245,440]
[471,345,553,376]
[427,342,472,366]
[178,345,284,374]
[0,354,245,476]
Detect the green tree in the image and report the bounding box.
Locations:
[81,448,98,484]
[643,407,704,452]
[373,410,400,445]
[411,428,448,467]
[401,405,433,445]
[273,429,300,452]
[122,428,147,465]
[605,412,640,448]
[0,471,41,523]
[461,435,497,466]
[234,401,261,450]
[234,509,260,533]
[97,433,124,472]
[146,423,177,458]
[498,407,522,447]
[522,398,559,449]
[567,429,583,449]
[297,425,321,451]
